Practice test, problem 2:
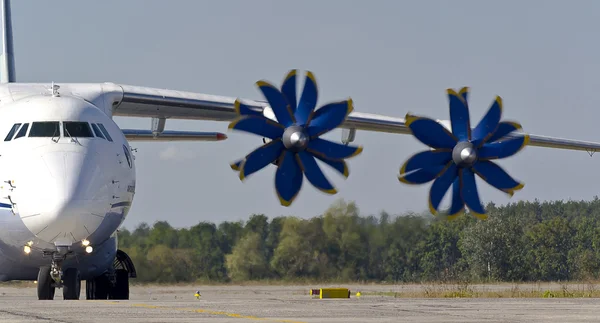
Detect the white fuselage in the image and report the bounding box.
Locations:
[0,91,135,280]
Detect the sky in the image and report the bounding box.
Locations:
[9,0,600,229]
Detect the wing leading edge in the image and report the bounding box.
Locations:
[112,84,600,153]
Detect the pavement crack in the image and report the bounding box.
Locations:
[0,309,74,323]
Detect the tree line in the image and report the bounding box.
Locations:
[118,198,600,284]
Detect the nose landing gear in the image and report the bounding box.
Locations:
[36,248,135,300]
[37,246,81,300]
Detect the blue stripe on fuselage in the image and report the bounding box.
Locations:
[111,201,131,208]
[0,201,130,209]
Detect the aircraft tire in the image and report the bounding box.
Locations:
[94,274,110,299]
[86,274,110,299]
[85,279,94,299]
[108,269,129,300]
[62,268,81,300]
[37,266,55,300]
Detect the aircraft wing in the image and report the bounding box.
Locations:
[112,84,600,153]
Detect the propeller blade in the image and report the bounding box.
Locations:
[479,135,530,160]
[447,178,465,219]
[307,138,363,160]
[400,150,452,175]
[487,121,522,143]
[460,168,487,219]
[306,99,353,138]
[238,139,285,181]
[275,151,304,206]
[234,99,265,118]
[428,163,458,215]
[313,154,349,178]
[472,160,524,193]
[294,71,318,125]
[281,69,298,113]
[472,96,503,147]
[399,164,448,185]
[447,88,471,141]
[230,159,243,172]
[297,151,336,194]
[405,114,458,149]
[256,80,295,127]
[228,116,285,139]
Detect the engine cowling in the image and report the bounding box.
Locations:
[261,106,279,165]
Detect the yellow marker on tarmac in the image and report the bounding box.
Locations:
[315,288,350,299]
[356,291,361,297]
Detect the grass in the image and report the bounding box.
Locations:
[4,280,600,298]
[357,281,600,298]
[119,280,600,298]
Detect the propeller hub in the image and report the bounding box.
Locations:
[282,125,309,152]
[452,141,477,167]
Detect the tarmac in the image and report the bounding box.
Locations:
[0,284,598,322]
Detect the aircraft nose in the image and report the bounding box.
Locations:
[16,150,111,245]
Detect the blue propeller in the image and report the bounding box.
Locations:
[398,87,530,219]
[228,70,363,206]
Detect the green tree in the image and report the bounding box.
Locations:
[225,232,270,281]
[271,217,318,279]
[217,220,244,255]
[148,221,178,248]
[116,197,600,284]
[527,216,574,281]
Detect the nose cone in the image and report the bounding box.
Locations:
[16,149,111,245]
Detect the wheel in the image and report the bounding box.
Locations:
[108,269,129,300]
[37,266,55,300]
[62,268,81,300]
[86,274,110,300]
[94,274,110,299]
[85,279,94,300]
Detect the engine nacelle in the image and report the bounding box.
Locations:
[262,105,276,146]
[437,119,452,132]
[341,128,356,145]
[262,106,278,165]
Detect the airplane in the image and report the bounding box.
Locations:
[0,0,599,301]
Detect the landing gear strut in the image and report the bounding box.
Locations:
[37,246,81,300]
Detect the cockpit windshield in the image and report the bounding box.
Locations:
[29,122,60,137]
[63,122,94,138]
[3,121,114,142]
[4,123,21,141]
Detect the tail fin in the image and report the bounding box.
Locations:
[0,0,15,83]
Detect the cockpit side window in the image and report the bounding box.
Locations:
[14,123,29,139]
[4,123,21,141]
[29,122,60,137]
[91,123,106,140]
[63,122,93,138]
[97,123,113,142]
